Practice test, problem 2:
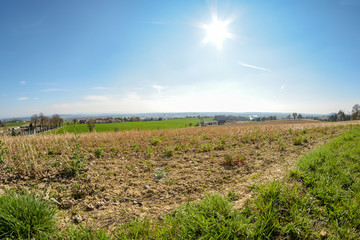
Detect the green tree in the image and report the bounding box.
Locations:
[87,119,96,132]
[292,112,297,120]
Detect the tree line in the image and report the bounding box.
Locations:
[326,104,360,122]
[30,113,64,130]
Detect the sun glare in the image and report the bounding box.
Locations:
[202,17,233,50]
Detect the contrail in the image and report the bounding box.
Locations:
[238,62,271,72]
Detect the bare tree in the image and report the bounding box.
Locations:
[337,110,346,122]
[51,114,63,128]
[351,104,360,120]
[31,114,39,129]
[39,113,49,130]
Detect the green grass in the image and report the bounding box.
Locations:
[54,118,213,134]
[3,122,29,127]
[0,192,57,239]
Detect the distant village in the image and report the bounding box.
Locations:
[1,105,359,136]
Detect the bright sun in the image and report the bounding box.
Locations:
[202,17,232,50]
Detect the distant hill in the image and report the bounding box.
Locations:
[1,112,327,121]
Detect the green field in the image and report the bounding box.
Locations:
[55,118,213,134]
[5,122,29,127]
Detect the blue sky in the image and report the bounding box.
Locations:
[1,0,360,118]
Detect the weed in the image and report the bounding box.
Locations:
[131,144,141,152]
[199,142,212,152]
[223,153,234,166]
[145,145,153,158]
[0,140,7,164]
[226,190,239,201]
[276,137,286,151]
[150,136,162,146]
[61,157,86,178]
[164,146,174,157]
[94,146,104,158]
[293,135,308,145]
[214,137,226,150]
[70,181,97,200]
[154,168,166,180]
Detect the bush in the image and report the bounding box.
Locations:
[0,193,57,239]
[164,146,174,157]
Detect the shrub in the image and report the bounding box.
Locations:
[0,140,7,164]
[293,135,308,145]
[0,193,57,239]
[164,146,174,157]
[150,136,162,146]
[223,153,234,166]
[94,147,104,158]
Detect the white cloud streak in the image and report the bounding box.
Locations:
[19,81,26,85]
[238,62,271,72]
[84,95,110,101]
[41,88,67,92]
[152,85,164,94]
[92,86,109,90]
[18,97,29,101]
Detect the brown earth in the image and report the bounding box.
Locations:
[0,120,359,229]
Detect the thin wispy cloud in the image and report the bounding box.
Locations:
[41,88,68,92]
[238,62,271,72]
[92,86,109,90]
[34,97,39,100]
[37,82,59,86]
[19,81,26,85]
[281,84,286,90]
[84,95,110,102]
[152,85,164,94]
[18,97,29,101]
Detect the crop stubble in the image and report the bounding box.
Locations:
[0,120,359,228]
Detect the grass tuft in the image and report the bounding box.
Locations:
[0,192,57,239]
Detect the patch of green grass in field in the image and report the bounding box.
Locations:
[5,122,29,127]
[55,118,212,134]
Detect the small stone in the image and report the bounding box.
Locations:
[145,185,151,189]
[85,203,95,211]
[95,201,105,209]
[71,214,86,224]
[320,230,328,238]
[61,198,75,209]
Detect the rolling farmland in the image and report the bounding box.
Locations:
[0,120,359,238]
[54,118,213,134]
